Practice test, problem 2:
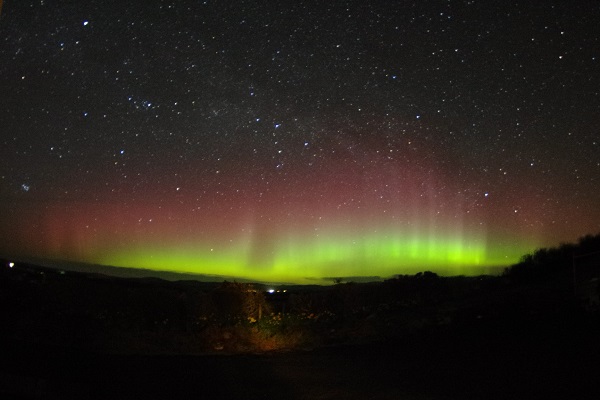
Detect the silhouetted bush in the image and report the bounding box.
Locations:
[211,281,270,324]
[504,233,600,284]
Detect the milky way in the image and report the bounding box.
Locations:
[1,0,598,283]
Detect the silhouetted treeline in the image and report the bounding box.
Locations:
[503,233,600,283]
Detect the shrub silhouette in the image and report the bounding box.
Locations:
[504,233,600,283]
[211,281,269,324]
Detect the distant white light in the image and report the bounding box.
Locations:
[83,20,89,26]
[484,192,489,197]
[268,289,275,293]
[8,262,14,268]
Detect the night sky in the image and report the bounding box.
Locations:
[1,0,599,284]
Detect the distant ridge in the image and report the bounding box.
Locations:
[0,255,271,284]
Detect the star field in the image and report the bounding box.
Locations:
[1,0,599,283]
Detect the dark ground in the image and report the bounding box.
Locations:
[1,259,599,399]
[1,310,599,400]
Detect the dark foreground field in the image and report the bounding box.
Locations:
[1,256,600,399]
[1,309,599,400]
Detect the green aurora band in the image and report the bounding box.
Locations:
[0,191,544,284]
[100,229,530,284]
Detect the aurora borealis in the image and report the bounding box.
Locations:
[1,1,599,284]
